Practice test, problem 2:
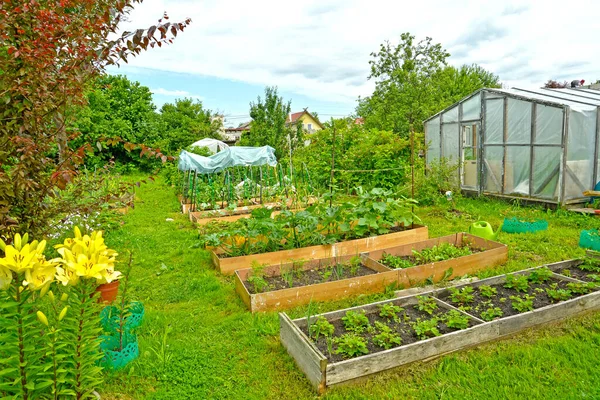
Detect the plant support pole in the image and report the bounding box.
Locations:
[410,124,415,228]
[329,118,336,208]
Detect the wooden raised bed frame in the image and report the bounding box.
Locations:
[280,261,600,393]
[367,233,507,287]
[211,225,429,276]
[235,255,396,313]
[235,233,506,312]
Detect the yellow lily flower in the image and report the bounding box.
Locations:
[0,243,37,273]
[55,266,79,286]
[0,266,12,290]
[23,263,57,291]
[73,253,105,280]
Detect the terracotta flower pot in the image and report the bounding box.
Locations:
[96,280,120,303]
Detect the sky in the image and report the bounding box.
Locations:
[109,0,600,127]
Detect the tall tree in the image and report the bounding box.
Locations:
[357,33,500,135]
[241,86,303,160]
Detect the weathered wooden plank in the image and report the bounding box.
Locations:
[279,313,326,392]
[212,225,429,275]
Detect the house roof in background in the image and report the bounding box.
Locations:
[286,109,324,129]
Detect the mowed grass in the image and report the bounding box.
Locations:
[100,178,600,399]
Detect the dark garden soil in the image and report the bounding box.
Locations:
[555,264,600,284]
[244,263,376,294]
[379,244,482,269]
[437,276,599,322]
[299,297,479,363]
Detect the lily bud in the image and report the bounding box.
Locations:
[37,311,49,326]
[47,290,55,302]
[60,293,68,302]
[58,307,68,321]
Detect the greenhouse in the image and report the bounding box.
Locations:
[424,87,600,205]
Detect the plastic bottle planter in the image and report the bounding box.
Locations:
[100,301,145,333]
[99,333,139,371]
[502,218,548,234]
[580,229,600,252]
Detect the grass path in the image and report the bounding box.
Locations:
[101,179,600,399]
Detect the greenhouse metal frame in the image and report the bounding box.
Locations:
[424,87,600,205]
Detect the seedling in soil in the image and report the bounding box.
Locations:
[412,318,441,340]
[528,267,553,283]
[449,286,475,305]
[510,294,535,313]
[415,296,438,315]
[247,261,269,293]
[333,263,345,280]
[588,274,600,284]
[504,274,530,292]
[379,303,404,322]
[443,310,470,330]
[281,266,295,288]
[309,316,335,340]
[374,321,391,333]
[480,306,503,321]
[412,242,473,265]
[561,269,572,277]
[579,261,600,273]
[499,297,507,303]
[373,330,402,349]
[321,267,333,282]
[326,337,334,356]
[349,256,362,276]
[478,285,497,298]
[380,253,414,269]
[334,334,369,358]
[341,310,371,333]
[566,282,596,295]
[545,285,572,302]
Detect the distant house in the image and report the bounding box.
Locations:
[286,109,324,133]
[354,117,365,125]
[223,121,251,144]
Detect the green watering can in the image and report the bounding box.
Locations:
[468,221,501,241]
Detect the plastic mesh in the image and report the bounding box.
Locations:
[502,218,548,234]
[100,301,145,333]
[99,333,139,371]
[579,229,600,251]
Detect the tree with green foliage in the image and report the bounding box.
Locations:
[241,86,303,160]
[158,98,222,154]
[357,33,500,136]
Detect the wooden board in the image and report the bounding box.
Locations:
[568,208,600,215]
[235,255,396,313]
[281,261,600,392]
[212,225,429,276]
[583,190,600,196]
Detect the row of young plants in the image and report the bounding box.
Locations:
[200,187,418,256]
[379,241,474,269]
[0,228,122,399]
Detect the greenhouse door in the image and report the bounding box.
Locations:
[461,122,480,189]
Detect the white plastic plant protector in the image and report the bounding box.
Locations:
[425,117,440,164]
[564,108,597,200]
[188,138,229,154]
[484,99,503,144]
[178,145,277,174]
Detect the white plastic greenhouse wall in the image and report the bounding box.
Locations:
[424,87,600,205]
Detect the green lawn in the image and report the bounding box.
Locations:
[101,178,600,399]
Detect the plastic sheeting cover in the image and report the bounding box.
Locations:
[484,99,503,143]
[535,105,563,144]
[462,93,481,121]
[533,147,560,200]
[564,108,597,199]
[178,145,277,174]
[507,99,532,144]
[442,105,459,123]
[425,117,441,164]
[189,138,229,154]
[483,146,503,193]
[442,123,459,161]
[505,146,530,195]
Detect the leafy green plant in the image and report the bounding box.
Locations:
[478,285,497,298]
[412,318,441,340]
[510,295,535,313]
[528,267,553,283]
[334,334,369,358]
[566,282,596,295]
[333,263,345,280]
[546,285,572,302]
[412,242,472,265]
[309,316,335,340]
[379,303,404,322]
[247,261,269,293]
[449,286,475,305]
[373,330,402,349]
[281,266,295,288]
[341,310,371,333]
[321,267,333,282]
[504,274,530,292]
[480,307,503,321]
[380,253,414,269]
[348,256,362,276]
[444,310,470,330]
[415,296,438,315]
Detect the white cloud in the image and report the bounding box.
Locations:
[118,0,600,104]
[150,87,203,99]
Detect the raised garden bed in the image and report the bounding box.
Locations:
[367,233,507,287]
[235,255,396,313]
[280,261,600,393]
[212,225,429,276]
[545,258,600,286]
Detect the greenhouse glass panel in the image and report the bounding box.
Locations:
[483,146,503,193]
[504,146,530,195]
[535,105,563,144]
[442,105,459,123]
[533,147,561,200]
[484,98,503,144]
[425,117,441,164]
[564,109,597,199]
[462,93,481,120]
[506,99,531,144]
[442,123,459,161]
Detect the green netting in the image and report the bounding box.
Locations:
[580,229,600,251]
[99,333,139,371]
[100,301,145,333]
[502,218,548,233]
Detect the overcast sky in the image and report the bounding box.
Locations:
[110,0,599,126]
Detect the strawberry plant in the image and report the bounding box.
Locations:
[309,316,335,340]
[480,307,503,321]
[334,334,369,358]
[510,294,535,313]
[415,296,438,315]
[545,285,572,302]
[412,318,441,340]
[478,285,497,298]
[504,275,530,292]
[528,267,553,284]
[341,310,371,333]
[373,330,402,349]
[247,262,269,293]
[412,242,473,265]
[566,282,596,295]
[449,286,475,305]
[380,253,414,269]
[379,303,404,322]
[443,310,470,330]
